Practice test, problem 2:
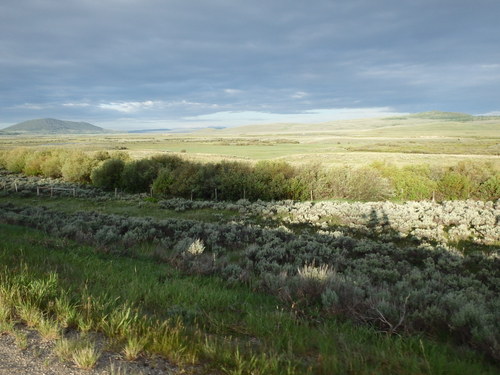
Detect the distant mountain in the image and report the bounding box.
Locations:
[0,118,110,134]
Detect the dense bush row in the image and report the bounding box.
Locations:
[0,147,498,201]
[0,202,498,361]
[1,165,497,249]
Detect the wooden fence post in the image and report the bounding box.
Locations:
[73,188,76,197]
[115,187,118,198]
[37,186,40,196]
[215,188,218,201]
[14,182,18,192]
[50,186,53,197]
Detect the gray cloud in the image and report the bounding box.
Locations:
[1,0,499,128]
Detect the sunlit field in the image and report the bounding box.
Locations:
[1,114,499,169]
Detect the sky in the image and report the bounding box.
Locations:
[1,0,500,130]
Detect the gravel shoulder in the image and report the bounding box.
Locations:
[0,326,184,375]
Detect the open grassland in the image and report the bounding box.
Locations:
[0,114,498,169]
[1,134,497,168]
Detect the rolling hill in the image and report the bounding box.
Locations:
[201,111,500,138]
[0,118,110,134]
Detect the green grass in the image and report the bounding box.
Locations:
[346,139,499,155]
[0,223,498,374]
[363,120,500,139]
[0,195,238,223]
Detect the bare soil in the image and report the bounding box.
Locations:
[0,326,187,375]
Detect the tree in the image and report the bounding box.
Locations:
[437,171,472,200]
[91,158,125,190]
[121,159,159,193]
[61,151,95,183]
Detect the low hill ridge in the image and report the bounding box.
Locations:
[200,111,499,137]
[405,111,474,121]
[1,118,109,134]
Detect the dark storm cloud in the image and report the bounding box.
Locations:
[1,0,499,129]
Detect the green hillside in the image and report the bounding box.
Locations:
[0,118,108,134]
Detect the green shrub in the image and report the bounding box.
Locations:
[121,159,159,193]
[152,168,175,196]
[40,152,64,178]
[192,163,219,200]
[0,151,6,169]
[325,166,393,201]
[61,152,96,183]
[478,174,500,201]
[250,160,298,200]
[168,162,201,199]
[3,148,30,173]
[93,150,111,162]
[150,154,185,170]
[214,161,253,201]
[91,159,125,190]
[2,146,498,203]
[294,163,329,200]
[451,161,495,186]
[108,151,131,161]
[23,150,49,176]
[348,167,394,201]
[450,161,498,200]
[437,171,473,200]
[373,163,436,201]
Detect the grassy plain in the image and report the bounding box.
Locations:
[0,114,498,168]
[1,195,238,223]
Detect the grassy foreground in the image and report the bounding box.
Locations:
[0,223,498,374]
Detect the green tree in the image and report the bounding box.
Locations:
[121,159,159,193]
[169,162,201,198]
[23,150,50,176]
[152,168,175,196]
[91,158,125,190]
[214,161,253,201]
[61,151,95,183]
[251,160,298,200]
[4,147,30,173]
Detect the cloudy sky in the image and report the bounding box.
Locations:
[1,0,499,130]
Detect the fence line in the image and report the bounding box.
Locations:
[0,183,77,197]
[36,186,77,197]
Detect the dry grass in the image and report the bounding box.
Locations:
[54,336,101,369]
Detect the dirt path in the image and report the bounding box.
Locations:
[0,327,182,375]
